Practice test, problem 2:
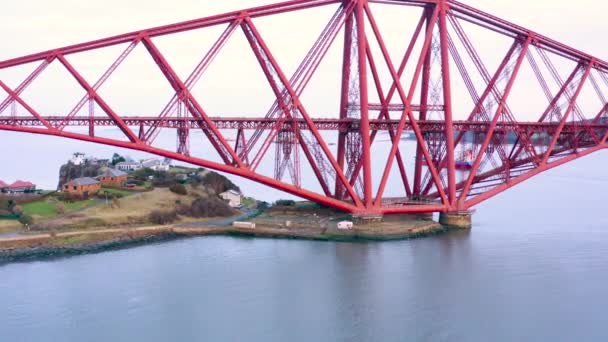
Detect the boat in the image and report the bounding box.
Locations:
[416,149,474,170]
[455,149,474,170]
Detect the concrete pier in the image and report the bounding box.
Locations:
[439,211,472,229]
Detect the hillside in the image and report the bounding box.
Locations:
[30,185,237,231]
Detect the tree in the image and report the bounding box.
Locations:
[7,199,16,212]
[111,197,121,209]
[11,205,23,215]
[111,153,126,166]
[18,214,34,228]
[202,172,240,195]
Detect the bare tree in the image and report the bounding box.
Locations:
[111,197,121,209]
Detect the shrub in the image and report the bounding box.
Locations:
[175,203,191,216]
[275,199,296,207]
[55,202,66,214]
[57,192,72,202]
[11,205,23,215]
[0,198,9,211]
[189,196,234,218]
[7,199,16,212]
[131,168,156,182]
[149,170,176,187]
[149,209,178,225]
[128,179,144,186]
[169,183,188,195]
[18,214,34,227]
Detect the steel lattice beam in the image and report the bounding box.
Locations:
[1,0,608,215]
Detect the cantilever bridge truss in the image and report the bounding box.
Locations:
[1,0,608,215]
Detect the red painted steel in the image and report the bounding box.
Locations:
[1,0,608,216]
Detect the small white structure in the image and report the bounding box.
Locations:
[220,189,242,207]
[71,152,86,165]
[141,158,170,172]
[116,161,141,172]
[233,221,256,229]
[337,221,354,230]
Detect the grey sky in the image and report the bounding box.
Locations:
[2,0,606,58]
[1,0,607,120]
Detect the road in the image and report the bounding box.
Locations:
[175,208,259,228]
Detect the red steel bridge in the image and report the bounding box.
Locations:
[1,0,608,217]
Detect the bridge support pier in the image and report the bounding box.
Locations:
[439,211,472,229]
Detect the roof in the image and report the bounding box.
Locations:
[68,177,100,186]
[9,180,35,189]
[116,161,139,166]
[0,180,7,188]
[142,159,167,168]
[102,169,128,177]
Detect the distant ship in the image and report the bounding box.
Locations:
[419,149,474,171]
[455,149,474,170]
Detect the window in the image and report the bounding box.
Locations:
[73,186,77,190]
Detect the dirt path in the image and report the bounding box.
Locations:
[0,224,230,251]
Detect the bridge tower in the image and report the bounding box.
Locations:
[1,0,607,227]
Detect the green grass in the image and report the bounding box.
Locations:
[100,187,133,197]
[169,166,196,174]
[241,197,256,207]
[23,199,95,218]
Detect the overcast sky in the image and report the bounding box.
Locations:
[2,0,606,58]
[1,0,607,119]
[1,0,607,191]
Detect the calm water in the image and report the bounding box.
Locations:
[2,146,608,340]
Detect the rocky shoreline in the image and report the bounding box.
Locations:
[0,234,178,263]
[0,221,456,263]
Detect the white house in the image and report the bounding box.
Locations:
[116,161,141,171]
[220,190,242,207]
[71,152,86,165]
[141,158,170,172]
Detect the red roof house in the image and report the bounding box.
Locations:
[8,180,36,192]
